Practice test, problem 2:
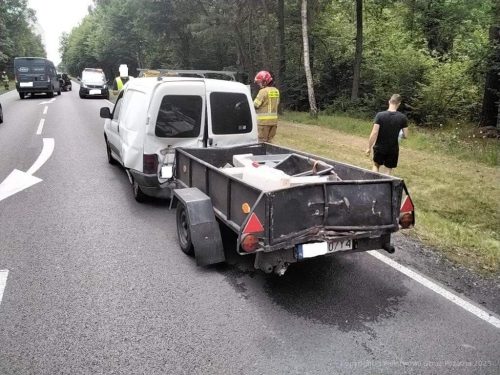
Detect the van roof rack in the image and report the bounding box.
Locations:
[137,69,238,81]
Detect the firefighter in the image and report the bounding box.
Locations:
[112,64,131,95]
[253,70,280,143]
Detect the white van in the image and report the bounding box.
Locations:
[100,75,258,201]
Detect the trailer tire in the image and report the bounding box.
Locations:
[176,203,194,256]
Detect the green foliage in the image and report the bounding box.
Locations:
[0,0,45,72]
[413,59,482,125]
[55,0,496,127]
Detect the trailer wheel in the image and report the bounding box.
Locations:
[176,203,194,256]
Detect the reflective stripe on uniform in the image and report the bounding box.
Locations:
[257,114,278,120]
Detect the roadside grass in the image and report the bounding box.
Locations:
[284,112,498,167]
[278,113,500,275]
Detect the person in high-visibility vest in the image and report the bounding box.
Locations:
[253,70,280,143]
[1,71,9,90]
[112,64,131,95]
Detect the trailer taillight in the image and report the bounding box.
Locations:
[241,212,264,253]
[399,195,415,229]
[143,154,158,174]
[241,234,259,253]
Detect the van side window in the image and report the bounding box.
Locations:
[210,92,252,134]
[155,95,202,138]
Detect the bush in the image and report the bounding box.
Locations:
[412,59,481,126]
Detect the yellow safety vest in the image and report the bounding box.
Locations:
[254,86,280,126]
[115,77,124,91]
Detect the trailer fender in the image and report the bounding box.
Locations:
[172,187,225,266]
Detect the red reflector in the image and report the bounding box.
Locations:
[143,154,158,174]
[243,213,264,234]
[401,195,414,212]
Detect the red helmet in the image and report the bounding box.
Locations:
[254,70,272,86]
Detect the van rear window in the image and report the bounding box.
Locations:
[210,92,252,135]
[155,95,202,138]
[16,59,46,74]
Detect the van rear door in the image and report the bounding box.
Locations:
[206,90,257,147]
[144,80,206,161]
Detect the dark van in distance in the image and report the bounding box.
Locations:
[14,57,61,99]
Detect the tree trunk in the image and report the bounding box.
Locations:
[479,2,500,128]
[351,0,363,101]
[301,0,317,117]
[277,0,286,114]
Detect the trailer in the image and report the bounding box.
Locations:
[172,143,414,275]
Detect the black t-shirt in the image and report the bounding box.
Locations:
[373,110,408,150]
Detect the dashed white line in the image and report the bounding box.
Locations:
[36,118,45,135]
[368,250,500,329]
[43,106,48,115]
[0,270,8,306]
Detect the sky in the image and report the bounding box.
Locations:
[27,0,95,66]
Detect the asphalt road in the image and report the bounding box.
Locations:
[0,87,499,374]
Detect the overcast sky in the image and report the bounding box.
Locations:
[27,0,94,66]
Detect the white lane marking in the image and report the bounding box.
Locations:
[26,138,54,176]
[368,250,500,329]
[0,170,42,202]
[0,270,9,305]
[38,98,56,105]
[36,118,45,135]
[43,106,48,115]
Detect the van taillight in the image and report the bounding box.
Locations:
[143,154,158,174]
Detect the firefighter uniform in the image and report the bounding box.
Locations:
[254,86,280,143]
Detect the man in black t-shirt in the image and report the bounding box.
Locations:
[365,94,408,175]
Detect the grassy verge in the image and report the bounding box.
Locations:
[278,112,499,275]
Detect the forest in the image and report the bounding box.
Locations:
[1,0,499,127]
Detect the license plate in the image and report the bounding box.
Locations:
[20,82,33,87]
[296,239,353,259]
[89,89,101,95]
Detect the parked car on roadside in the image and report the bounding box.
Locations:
[0,103,3,123]
[79,68,109,99]
[57,73,72,91]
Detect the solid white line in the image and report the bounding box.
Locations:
[0,270,8,306]
[36,118,45,135]
[368,250,500,329]
[43,106,48,115]
[26,138,54,176]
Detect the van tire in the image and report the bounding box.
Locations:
[105,138,117,165]
[176,203,194,256]
[19,92,25,99]
[132,181,148,203]
[47,91,54,98]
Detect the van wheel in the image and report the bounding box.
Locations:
[176,203,194,256]
[19,92,25,99]
[105,138,117,165]
[58,89,61,95]
[47,91,54,98]
[132,181,148,203]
